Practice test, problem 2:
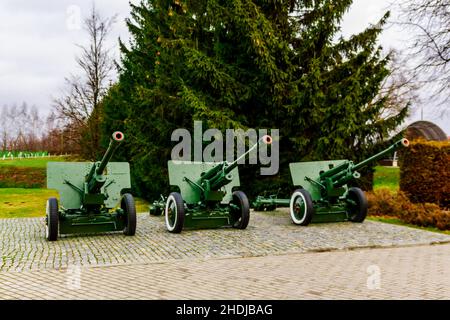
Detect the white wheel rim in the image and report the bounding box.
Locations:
[165,195,177,232]
[290,191,307,225]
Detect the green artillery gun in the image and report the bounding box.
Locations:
[163,135,273,233]
[149,195,166,216]
[252,188,283,212]
[45,131,136,241]
[253,138,410,226]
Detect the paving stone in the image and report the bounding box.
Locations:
[1,210,450,299]
[1,210,449,272]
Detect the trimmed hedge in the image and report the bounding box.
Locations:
[0,167,46,188]
[367,188,450,230]
[399,139,450,208]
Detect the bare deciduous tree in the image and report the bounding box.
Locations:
[54,6,116,159]
[0,103,66,153]
[396,0,449,109]
[378,51,419,120]
[363,50,418,140]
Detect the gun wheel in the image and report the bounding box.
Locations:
[165,192,185,233]
[347,187,368,223]
[46,198,59,241]
[122,193,137,236]
[290,189,314,226]
[231,191,250,229]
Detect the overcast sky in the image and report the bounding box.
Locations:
[0,0,448,134]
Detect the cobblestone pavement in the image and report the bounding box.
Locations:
[1,210,450,272]
[1,243,449,299]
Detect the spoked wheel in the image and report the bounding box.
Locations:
[346,187,368,223]
[122,193,137,236]
[231,191,250,229]
[46,198,59,241]
[289,189,314,226]
[165,192,185,233]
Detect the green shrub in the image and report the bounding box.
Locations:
[0,167,46,188]
[367,188,450,230]
[366,187,399,216]
[399,140,450,208]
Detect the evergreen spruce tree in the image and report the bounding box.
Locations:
[101,0,409,199]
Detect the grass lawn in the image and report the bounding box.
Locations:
[373,165,400,191]
[367,216,450,236]
[0,188,58,218]
[0,156,68,168]
[0,188,149,219]
[370,166,449,235]
[134,198,150,213]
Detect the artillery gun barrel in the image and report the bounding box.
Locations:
[200,162,225,181]
[325,138,410,189]
[86,131,124,193]
[320,161,350,179]
[353,138,409,172]
[96,131,125,175]
[206,135,273,190]
[224,135,273,175]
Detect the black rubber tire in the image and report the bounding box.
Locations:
[165,192,185,233]
[46,198,59,241]
[289,189,314,226]
[122,193,137,236]
[347,187,368,223]
[231,191,250,229]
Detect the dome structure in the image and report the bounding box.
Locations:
[405,121,447,141]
